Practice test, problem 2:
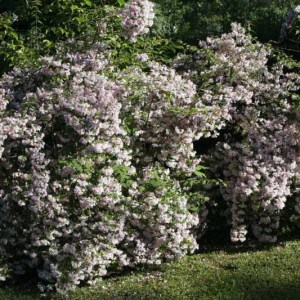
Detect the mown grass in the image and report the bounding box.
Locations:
[1,239,300,300]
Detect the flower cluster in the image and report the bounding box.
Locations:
[120,0,155,42]
[123,164,199,265]
[118,61,223,175]
[295,5,300,14]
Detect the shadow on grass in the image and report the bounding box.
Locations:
[188,270,300,300]
[197,227,300,255]
[1,232,300,300]
[0,270,43,300]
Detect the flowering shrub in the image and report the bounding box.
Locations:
[0,49,135,293]
[0,0,300,294]
[174,23,300,243]
[0,9,213,292]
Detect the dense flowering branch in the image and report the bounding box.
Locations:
[120,0,155,42]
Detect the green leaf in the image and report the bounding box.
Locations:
[83,0,92,7]
[9,31,19,40]
[193,166,208,178]
[117,0,125,6]
[195,165,209,171]
[71,4,79,11]
[42,39,52,47]
[146,179,163,188]
[193,170,206,178]
[74,16,86,23]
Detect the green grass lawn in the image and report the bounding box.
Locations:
[1,239,300,300]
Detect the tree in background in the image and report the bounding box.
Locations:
[154,0,299,43]
[1,0,300,74]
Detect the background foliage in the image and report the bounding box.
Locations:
[1,0,300,74]
[154,0,299,43]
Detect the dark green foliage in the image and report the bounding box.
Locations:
[0,0,115,73]
[154,0,298,44]
[1,0,299,73]
[0,0,188,73]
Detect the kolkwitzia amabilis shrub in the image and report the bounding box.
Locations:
[209,29,300,243]
[116,60,219,245]
[0,1,207,294]
[0,42,209,293]
[0,49,134,293]
[174,23,300,243]
[213,118,299,243]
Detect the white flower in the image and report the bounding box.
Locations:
[136,53,149,62]
[295,5,300,13]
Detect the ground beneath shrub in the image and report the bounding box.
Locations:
[1,239,300,300]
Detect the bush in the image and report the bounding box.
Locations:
[0,0,299,295]
[173,23,300,243]
[0,2,217,293]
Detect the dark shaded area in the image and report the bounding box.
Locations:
[189,271,300,300]
[155,0,299,44]
[193,137,217,156]
[1,234,300,299]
